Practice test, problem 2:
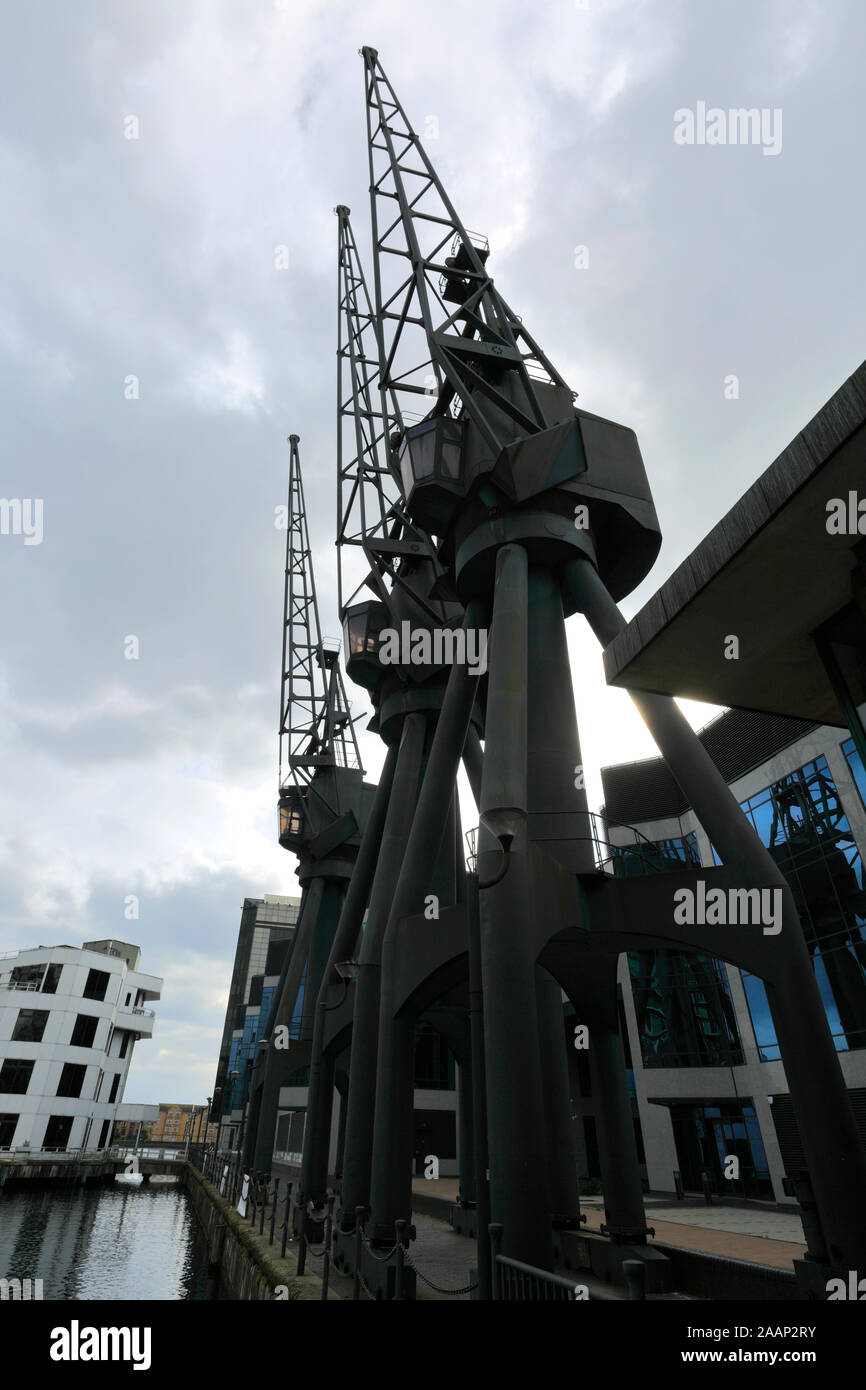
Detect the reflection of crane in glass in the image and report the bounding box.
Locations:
[628,951,742,1068]
[768,764,866,1045]
[617,837,742,1067]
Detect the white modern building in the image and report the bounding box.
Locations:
[0,939,161,1154]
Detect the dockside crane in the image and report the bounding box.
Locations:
[287,209,484,1292]
[352,44,866,1292]
[242,436,376,1175]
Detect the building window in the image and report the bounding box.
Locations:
[0,1058,35,1094]
[12,1009,49,1043]
[43,1115,73,1151]
[842,737,866,811]
[98,1118,111,1149]
[611,833,744,1069]
[83,968,111,1002]
[413,1021,456,1089]
[0,1114,17,1149]
[611,830,702,877]
[13,963,63,993]
[108,1073,120,1103]
[628,950,743,1068]
[56,1063,87,1099]
[10,963,46,991]
[70,1014,98,1049]
[117,1031,130,1060]
[43,963,63,994]
[738,755,866,1055]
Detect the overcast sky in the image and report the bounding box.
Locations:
[2,0,864,1105]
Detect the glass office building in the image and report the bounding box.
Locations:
[601,708,866,1204]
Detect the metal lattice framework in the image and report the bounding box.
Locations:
[336,204,448,624]
[362,45,574,458]
[279,434,361,795]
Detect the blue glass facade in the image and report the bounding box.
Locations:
[227,983,279,1111]
[618,834,745,1069]
[842,736,866,810]
[737,754,866,1057]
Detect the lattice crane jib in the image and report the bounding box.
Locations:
[336,204,454,683]
[279,435,361,842]
[360,47,661,608]
[361,46,574,460]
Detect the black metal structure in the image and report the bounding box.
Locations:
[242,436,376,1176]
[263,48,866,1299]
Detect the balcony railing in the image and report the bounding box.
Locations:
[464,812,701,877]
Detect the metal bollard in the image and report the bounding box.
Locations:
[701,1169,714,1206]
[488,1223,503,1301]
[353,1206,365,1301]
[321,1196,335,1301]
[673,1169,684,1201]
[622,1259,647,1301]
[260,1177,267,1235]
[281,1182,293,1259]
[395,1218,406,1301]
[270,1177,279,1246]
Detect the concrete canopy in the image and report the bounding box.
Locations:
[603,361,866,724]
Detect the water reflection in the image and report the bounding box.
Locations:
[0,1179,213,1299]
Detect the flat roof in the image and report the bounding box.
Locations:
[603,361,866,723]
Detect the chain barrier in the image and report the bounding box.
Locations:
[355,1264,380,1301]
[357,1226,400,1264]
[404,1252,478,1296]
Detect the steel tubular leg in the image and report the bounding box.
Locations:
[478,545,554,1269]
[368,600,486,1239]
[587,1017,647,1241]
[467,876,492,1299]
[340,714,427,1224]
[300,745,399,1211]
[566,554,866,1274]
[457,1055,476,1206]
[535,965,581,1227]
[301,880,349,1039]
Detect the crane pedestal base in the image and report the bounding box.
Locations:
[450,1201,478,1239]
[555,1228,671,1293]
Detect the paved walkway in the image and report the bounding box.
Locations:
[412,1180,808,1273]
[297,1183,807,1299]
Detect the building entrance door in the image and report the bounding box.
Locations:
[671,1101,773,1199]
